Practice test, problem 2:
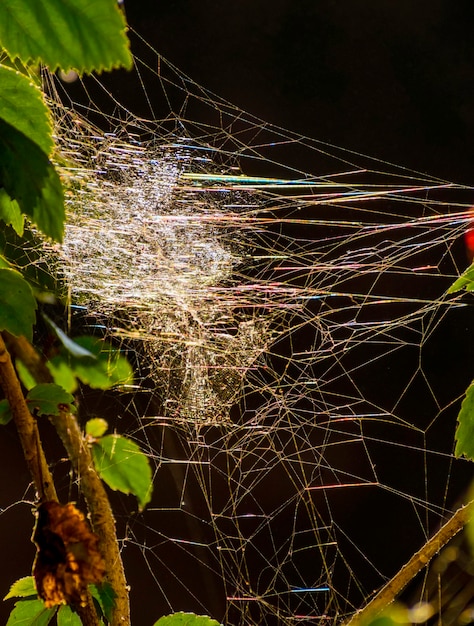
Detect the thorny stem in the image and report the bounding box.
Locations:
[5,333,130,626]
[343,499,474,625]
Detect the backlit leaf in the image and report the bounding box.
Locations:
[4,576,36,600]
[153,613,223,626]
[86,418,109,439]
[0,119,64,242]
[26,383,75,417]
[0,189,24,236]
[6,599,56,626]
[89,583,116,623]
[0,65,53,155]
[455,381,474,459]
[0,268,37,341]
[46,358,78,394]
[15,359,37,390]
[0,0,132,73]
[448,263,474,294]
[57,605,82,626]
[69,336,133,390]
[92,434,152,510]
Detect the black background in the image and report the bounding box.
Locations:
[124,0,474,183]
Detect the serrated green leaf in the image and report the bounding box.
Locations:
[0,65,53,155]
[153,613,223,626]
[6,599,56,626]
[448,263,474,294]
[0,119,64,242]
[92,434,152,510]
[26,383,75,417]
[455,382,474,459]
[0,398,13,425]
[4,576,36,600]
[0,0,132,74]
[0,189,24,236]
[69,336,133,390]
[86,418,108,439]
[57,605,82,626]
[89,583,116,623]
[0,268,37,341]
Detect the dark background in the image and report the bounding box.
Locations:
[124,0,474,183]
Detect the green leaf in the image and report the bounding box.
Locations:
[0,65,53,155]
[0,398,13,425]
[0,188,24,236]
[46,357,78,393]
[26,383,76,417]
[89,583,116,623]
[6,599,56,626]
[448,263,474,294]
[42,314,96,358]
[68,336,134,390]
[455,381,474,459]
[92,434,152,510]
[0,268,37,341]
[15,359,37,391]
[0,224,59,294]
[4,576,36,600]
[86,418,109,439]
[57,605,82,626]
[153,613,223,626]
[0,119,64,242]
[0,0,132,73]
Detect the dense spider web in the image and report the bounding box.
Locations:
[4,30,474,626]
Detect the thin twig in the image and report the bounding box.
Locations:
[7,333,130,625]
[343,499,474,625]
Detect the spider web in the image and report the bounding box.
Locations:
[2,29,474,626]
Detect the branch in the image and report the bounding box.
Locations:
[7,333,130,626]
[343,499,474,625]
[0,333,56,501]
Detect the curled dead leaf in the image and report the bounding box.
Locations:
[32,501,105,607]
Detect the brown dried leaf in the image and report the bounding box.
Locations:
[32,501,105,607]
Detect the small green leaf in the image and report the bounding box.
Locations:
[0,189,24,236]
[26,383,75,417]
[0,268,37,341]
[455,382,474,459]
[92,434,152,509]
[448,263,474,294]
[46,357,78,393]
[0,0,132,73]
[0,399,13,425]
[0,119,64,242]
[70,336,134,390]
[86,418,109,439]
[57,605,82,626]
[0,65,53,155]
[6,599,56,626]
[4,576,36,600]
[153,613,223,626]
[15,359,37,391]
[42,314,96,358]
[89,583,116,623]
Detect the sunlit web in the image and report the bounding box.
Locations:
[5,29,474,625]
